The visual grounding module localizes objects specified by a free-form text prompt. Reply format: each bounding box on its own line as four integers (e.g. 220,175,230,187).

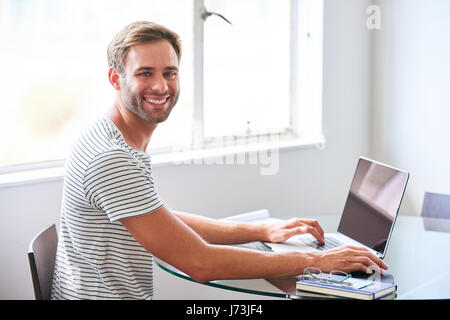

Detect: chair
28,224,58,300
421,192,450,219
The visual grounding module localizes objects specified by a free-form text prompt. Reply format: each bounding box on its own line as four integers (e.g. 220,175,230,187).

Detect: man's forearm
194,244,316,283
173,210,268,245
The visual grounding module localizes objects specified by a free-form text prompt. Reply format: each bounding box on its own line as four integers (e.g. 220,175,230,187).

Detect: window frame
148,0,325,156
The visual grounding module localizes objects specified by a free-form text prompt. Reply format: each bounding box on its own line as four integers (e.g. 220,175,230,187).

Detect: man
51,21,387,300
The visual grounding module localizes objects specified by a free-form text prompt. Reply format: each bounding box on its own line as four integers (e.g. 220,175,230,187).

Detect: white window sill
150,134,325,166
0,134,325,188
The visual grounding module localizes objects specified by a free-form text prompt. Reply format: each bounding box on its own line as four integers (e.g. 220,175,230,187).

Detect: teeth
144,96,168,105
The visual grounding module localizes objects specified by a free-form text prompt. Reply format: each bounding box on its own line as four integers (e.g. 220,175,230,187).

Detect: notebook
296,272,397,300
267,157,409,259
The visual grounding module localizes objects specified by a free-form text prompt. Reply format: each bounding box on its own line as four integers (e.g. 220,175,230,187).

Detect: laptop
268,157,409,259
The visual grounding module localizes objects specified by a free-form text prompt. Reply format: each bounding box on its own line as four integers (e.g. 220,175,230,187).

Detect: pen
258,241,273,252
358,282,375,289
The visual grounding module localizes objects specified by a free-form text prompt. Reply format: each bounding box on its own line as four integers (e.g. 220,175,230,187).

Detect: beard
120,78,179,124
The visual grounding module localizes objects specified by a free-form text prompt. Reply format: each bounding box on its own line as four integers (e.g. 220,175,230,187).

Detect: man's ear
108,67,121,91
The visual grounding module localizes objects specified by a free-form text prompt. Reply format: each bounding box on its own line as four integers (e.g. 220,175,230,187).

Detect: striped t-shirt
51,117,163,300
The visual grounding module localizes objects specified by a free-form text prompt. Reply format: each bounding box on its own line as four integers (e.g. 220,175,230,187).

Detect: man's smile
143,94,170,106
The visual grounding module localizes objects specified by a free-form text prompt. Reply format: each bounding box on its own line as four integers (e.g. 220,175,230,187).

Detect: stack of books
296,273,397,300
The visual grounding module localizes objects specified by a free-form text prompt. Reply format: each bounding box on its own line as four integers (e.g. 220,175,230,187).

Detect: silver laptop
300,157,409,259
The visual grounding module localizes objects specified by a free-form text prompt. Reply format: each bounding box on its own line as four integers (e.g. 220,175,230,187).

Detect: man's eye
140,72,152,77
164,72,177,79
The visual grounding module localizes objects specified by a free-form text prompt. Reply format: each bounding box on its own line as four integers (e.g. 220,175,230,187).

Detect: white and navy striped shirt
51,117,163,300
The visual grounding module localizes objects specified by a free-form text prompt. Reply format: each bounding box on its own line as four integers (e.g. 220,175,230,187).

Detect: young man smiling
51,21,388,300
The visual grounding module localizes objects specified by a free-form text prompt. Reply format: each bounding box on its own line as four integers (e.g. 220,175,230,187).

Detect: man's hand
263,218,325,244
314,245,389,274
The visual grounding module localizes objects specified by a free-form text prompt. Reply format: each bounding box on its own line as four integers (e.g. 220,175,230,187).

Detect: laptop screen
337,157,409,257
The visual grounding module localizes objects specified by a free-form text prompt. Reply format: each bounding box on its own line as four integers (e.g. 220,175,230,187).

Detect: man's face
119,40,180,123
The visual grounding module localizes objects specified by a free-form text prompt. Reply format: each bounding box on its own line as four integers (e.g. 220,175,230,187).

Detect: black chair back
28,224,58,300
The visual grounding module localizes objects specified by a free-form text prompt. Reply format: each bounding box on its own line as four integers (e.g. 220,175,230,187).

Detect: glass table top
156,215,450,299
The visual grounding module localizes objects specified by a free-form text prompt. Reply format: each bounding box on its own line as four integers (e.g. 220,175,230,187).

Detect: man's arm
173,210,267,245
174,210,325,244
121,206,388,283
121,206,315,282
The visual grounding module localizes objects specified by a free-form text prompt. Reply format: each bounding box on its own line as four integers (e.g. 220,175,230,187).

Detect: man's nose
151,74,168,92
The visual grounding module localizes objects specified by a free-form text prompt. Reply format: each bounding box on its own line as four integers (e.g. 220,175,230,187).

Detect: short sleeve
83,150,163,222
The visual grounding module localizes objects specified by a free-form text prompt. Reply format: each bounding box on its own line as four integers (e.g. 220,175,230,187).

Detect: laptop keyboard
305,236,345,251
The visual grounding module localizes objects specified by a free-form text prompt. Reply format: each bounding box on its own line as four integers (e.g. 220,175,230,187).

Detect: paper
265,234,318,253
221,209,271,222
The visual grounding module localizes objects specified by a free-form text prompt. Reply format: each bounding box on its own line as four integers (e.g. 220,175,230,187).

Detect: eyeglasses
302,267,352,286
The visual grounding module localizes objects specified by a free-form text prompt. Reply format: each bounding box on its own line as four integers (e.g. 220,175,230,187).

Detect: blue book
296,274,397,300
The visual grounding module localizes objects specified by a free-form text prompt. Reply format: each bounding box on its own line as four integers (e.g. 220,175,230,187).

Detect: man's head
108,21,182,75
107,21,182,124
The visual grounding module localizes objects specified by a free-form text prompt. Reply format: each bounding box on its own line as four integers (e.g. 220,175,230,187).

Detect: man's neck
107,102,157,152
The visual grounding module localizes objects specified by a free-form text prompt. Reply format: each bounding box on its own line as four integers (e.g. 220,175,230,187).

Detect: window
0,0,324,171
0,0,193,168
203,0,291,138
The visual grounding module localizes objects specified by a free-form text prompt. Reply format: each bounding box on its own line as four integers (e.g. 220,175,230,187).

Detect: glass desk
156,215,450,299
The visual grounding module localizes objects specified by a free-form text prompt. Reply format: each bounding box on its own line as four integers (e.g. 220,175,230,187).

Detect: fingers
288,218,325,244
344,246,388,270
299,225,325,244
352,256,383,274
271,218,325,244
303,219,325,242
329,245,388,273
305,219,325,237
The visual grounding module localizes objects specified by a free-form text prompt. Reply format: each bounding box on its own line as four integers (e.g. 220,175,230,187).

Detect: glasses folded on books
301,267,352,286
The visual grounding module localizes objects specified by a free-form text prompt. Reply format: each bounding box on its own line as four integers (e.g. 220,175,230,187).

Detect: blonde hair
107,21,182,74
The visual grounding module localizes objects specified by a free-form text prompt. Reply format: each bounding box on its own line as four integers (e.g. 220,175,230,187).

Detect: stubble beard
120,79,179,124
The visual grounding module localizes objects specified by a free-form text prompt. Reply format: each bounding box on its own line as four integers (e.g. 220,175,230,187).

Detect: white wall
0,179,63,300
371,0,450,215
0,0,373,299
